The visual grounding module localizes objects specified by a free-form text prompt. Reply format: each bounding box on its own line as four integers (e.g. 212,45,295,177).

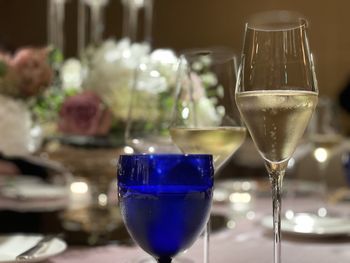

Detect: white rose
0,95,34,156
61,58,83,91
84,39,179,122
195,97,221,127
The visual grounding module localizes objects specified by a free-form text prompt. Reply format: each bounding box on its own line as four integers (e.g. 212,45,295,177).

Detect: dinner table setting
2,159,350,263
0,2,350,263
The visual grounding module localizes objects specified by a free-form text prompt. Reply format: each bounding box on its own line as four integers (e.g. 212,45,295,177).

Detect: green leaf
0,61,8,77
49,47,64,65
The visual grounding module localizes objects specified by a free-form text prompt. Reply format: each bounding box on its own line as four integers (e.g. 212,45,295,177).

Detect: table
50,195,350,263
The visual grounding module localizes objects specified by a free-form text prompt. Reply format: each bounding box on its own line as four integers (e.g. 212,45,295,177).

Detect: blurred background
0,0,349,96
0,0,349,249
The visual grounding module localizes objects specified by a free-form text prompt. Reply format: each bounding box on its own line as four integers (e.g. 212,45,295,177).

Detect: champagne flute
169,48,246,263
235,11,318,263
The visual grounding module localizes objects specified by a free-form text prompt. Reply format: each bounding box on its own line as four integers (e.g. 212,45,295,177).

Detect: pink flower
58,91,112,136
11,47,53,97
181,72,206,101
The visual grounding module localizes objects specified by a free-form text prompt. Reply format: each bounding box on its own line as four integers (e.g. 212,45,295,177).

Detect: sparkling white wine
169,127,246,168
236,90,318,163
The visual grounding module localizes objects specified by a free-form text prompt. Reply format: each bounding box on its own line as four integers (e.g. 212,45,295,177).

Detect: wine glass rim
246,10,308,32
180,47,237,63
236,90,318,95
119,153,213,158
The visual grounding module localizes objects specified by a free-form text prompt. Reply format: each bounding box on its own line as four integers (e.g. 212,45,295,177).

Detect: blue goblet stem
158,257,172,263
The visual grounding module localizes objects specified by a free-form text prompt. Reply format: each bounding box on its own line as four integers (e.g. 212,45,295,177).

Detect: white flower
83,38,150,120
135,69,167,94
0,95,34,156
195,97,222,127
150,49,178,87
61,58,83,91
201,72,218,87
150,49,177,65
83,39,178,121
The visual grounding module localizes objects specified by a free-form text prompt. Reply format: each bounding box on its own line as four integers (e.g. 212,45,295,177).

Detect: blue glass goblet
118,154,214,263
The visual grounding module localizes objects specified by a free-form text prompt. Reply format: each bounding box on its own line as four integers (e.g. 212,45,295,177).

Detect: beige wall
0,0,349,99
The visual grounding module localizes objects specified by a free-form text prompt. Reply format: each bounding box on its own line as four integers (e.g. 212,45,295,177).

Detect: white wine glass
170,48,247,263
125,60,179,154
308,97,343,216
235,11,318,263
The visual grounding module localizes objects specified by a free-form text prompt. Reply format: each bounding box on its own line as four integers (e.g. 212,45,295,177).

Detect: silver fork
16,235,56,261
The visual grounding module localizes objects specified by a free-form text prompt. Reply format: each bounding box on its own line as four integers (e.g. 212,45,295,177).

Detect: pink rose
181,72,206,101
58,91,112,136
11,47,53,97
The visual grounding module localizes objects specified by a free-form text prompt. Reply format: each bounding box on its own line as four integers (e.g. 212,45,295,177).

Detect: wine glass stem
268,166,285,263
77,0,86,56
143,0,153,44
203,219,210,263
90,4,104,46
317,160,329,207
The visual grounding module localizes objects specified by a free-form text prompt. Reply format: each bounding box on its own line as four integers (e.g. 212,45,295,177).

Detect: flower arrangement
41,38,179,139
0,47,56,156
83,38,178,122
32,39,222,143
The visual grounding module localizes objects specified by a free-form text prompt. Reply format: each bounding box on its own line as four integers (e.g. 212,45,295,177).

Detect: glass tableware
118,154,214,263
235,11,318,263
121,0,154,43
308,97,343,215
125,61,179,154
47,0,68,54
169,49,246,262
78,0,110,54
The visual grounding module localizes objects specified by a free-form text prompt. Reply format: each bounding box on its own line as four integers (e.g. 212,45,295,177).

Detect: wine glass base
128,257,194,263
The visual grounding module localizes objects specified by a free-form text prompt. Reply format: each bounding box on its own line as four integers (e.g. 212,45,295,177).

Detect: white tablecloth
51,194,350,263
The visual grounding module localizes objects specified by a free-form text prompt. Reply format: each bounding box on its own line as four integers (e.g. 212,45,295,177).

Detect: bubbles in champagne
236,90,318,163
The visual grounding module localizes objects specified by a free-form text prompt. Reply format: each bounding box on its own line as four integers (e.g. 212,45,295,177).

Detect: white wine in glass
235,11,318,263
170,127,246,169
236,90,317,163
170,48,246,263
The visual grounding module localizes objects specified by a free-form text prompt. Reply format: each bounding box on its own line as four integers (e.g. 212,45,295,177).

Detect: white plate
261,213,350,237
0,234,67,262
0,176,68,200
